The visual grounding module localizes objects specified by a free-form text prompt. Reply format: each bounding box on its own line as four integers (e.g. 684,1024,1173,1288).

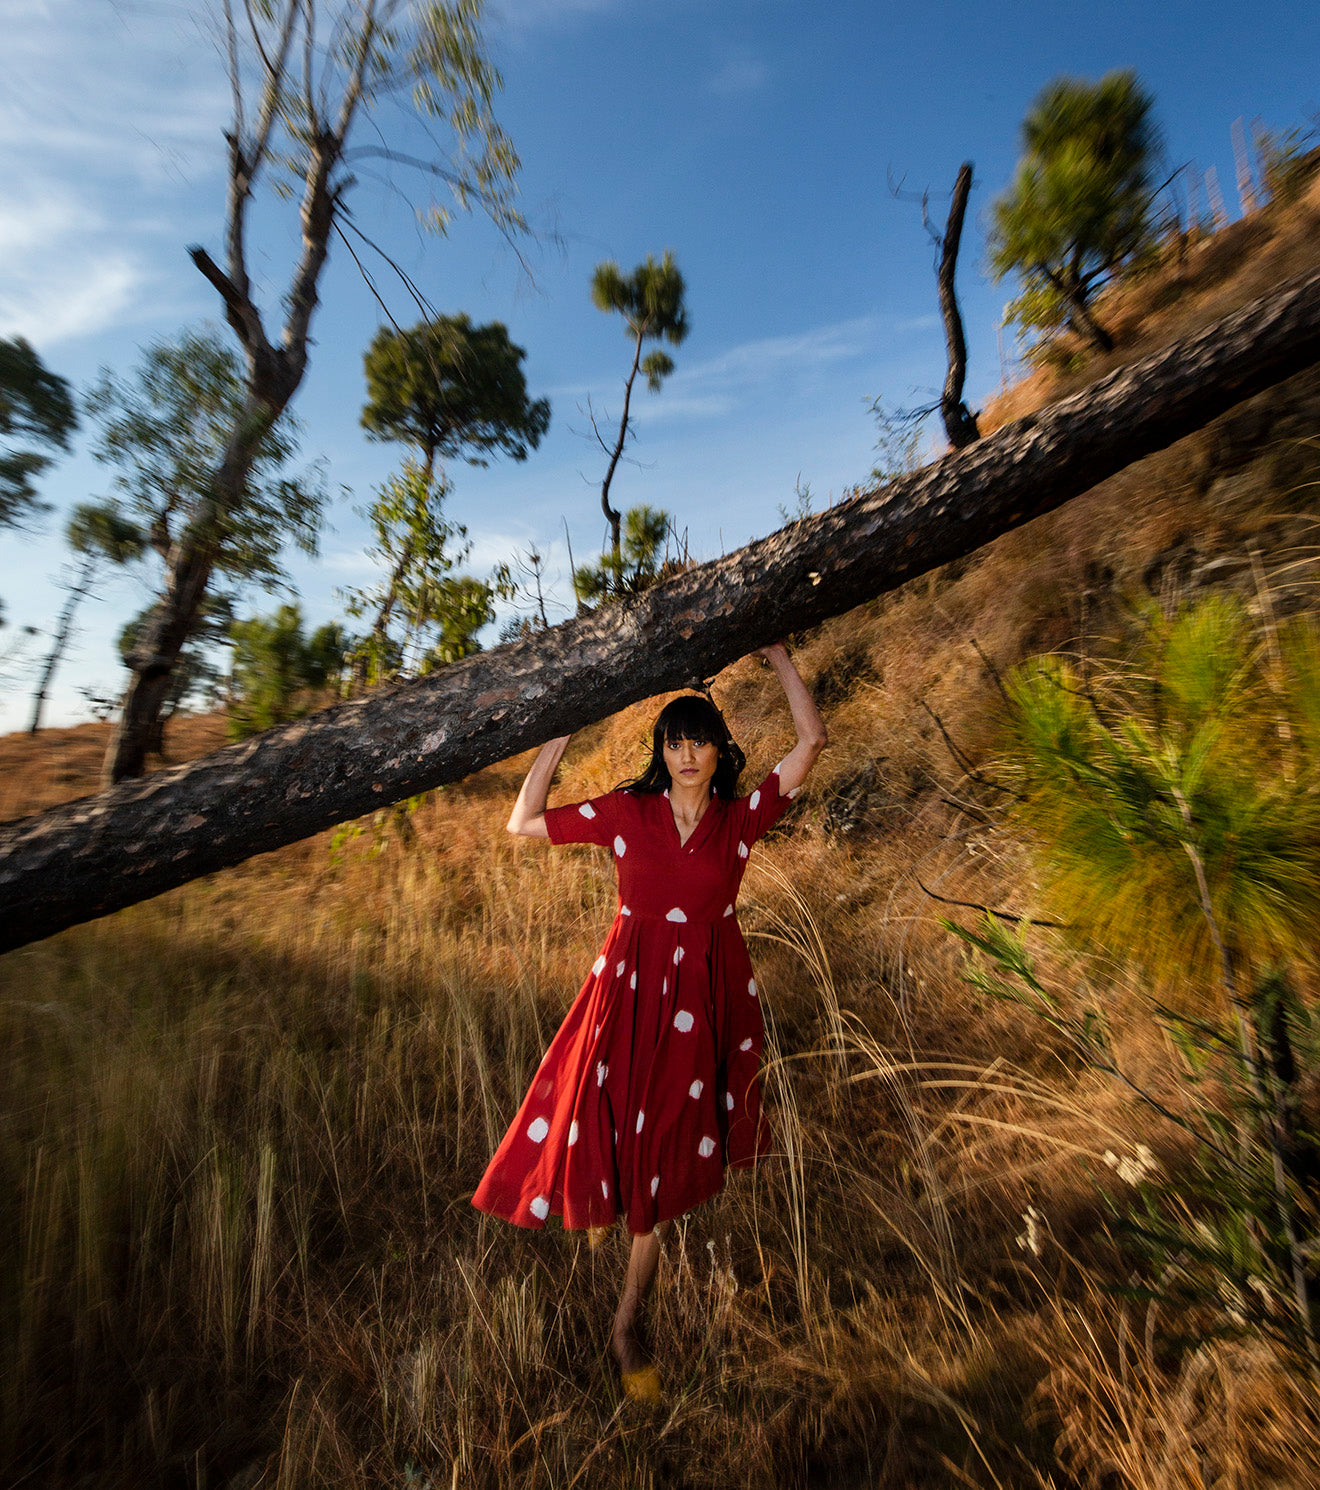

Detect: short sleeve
736,765,795,847
544,792,620,846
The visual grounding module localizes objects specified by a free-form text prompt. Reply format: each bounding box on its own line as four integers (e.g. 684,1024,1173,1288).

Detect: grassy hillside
4,173,1320,1488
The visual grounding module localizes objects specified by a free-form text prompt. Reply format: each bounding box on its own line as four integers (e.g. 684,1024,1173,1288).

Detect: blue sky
1,0,1317,730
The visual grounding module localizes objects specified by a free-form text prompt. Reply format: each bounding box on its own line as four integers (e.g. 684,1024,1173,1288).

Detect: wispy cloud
549,315,881,426
629,316,881,425
707,50,771,97
0,2,224,343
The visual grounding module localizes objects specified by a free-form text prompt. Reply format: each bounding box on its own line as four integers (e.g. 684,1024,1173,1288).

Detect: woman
472,643,827,1400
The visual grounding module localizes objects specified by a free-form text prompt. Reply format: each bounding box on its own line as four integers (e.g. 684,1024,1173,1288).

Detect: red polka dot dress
471,766,795,1235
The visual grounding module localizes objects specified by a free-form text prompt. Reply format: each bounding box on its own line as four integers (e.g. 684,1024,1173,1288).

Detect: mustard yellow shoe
586,1224,611,1250
620,1364,663,1404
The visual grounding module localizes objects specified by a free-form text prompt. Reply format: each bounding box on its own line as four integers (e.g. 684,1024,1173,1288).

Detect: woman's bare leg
611,1222,671,1374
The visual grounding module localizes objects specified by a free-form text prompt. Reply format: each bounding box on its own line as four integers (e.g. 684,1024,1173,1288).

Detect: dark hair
620,694,746,799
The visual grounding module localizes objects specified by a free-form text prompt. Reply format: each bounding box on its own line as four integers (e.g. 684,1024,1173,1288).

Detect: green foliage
952,593,1320,1372
118,596,233,719
0,335,77,531
590,252,689,358
65,502,146,567
989,70,1161,351
1254,122,1320,206
999,595,1320,987
86,326,328,590
573,504,673,605
361,314,549,473
228,604,349,739
342,462,492,681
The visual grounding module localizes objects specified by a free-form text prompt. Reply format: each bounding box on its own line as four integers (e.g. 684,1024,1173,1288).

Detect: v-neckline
664,788,719,852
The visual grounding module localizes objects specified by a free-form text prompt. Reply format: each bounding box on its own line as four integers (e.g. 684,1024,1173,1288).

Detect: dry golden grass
5,181,1320,1487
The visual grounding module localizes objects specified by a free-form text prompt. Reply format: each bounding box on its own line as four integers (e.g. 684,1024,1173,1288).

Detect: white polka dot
601,1180,610,1198
673,945,685,965
748,978,758,999
650,1175,660,1197
635,1110,645,1133
616,960,625,977
593,1023,600,1039
579,803,597,820
527,1117,549,1143
725,1092,735,1111
596,1061,608,1086
723,904,734,917
738,841,749,859
673,1009,695,1033
750,789,761,810
689,1079,703,1099
614,835,627,856
591,955,606,977
621,904,631,916
530,1195,550,1220
698,1136,716,1158
739,1037,753,1052
569,1120,579,1145
662,977,668,995
666,907,687,923
630,970,637,990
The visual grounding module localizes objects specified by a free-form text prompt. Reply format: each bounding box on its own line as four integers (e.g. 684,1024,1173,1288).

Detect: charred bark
7,265,1320,951
938,163,980,450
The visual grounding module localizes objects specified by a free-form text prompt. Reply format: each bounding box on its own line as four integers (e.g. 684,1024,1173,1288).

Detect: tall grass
7,176,1320,1480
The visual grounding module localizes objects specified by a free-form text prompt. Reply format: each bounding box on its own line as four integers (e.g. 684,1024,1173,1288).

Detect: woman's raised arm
756,643,828,796
507,734,574,838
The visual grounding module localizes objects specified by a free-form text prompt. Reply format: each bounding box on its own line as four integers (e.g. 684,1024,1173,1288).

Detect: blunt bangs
657,695,727,747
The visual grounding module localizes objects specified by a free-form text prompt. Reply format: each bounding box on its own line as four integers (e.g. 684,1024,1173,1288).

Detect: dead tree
102,0,519,787
4,265,1320,952
938,163,980,449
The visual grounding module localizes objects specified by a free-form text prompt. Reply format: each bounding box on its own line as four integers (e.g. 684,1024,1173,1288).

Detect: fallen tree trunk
5,265,1320,952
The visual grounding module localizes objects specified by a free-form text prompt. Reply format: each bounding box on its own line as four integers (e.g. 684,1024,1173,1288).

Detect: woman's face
663,732,719,795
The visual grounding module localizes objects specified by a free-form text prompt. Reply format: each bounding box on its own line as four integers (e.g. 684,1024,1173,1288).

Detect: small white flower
1015,1206,1044,1258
